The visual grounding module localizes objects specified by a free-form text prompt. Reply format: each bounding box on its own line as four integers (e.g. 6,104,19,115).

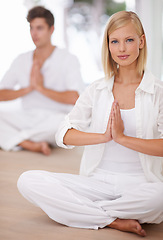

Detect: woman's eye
111,40,118,44
127,38,134,42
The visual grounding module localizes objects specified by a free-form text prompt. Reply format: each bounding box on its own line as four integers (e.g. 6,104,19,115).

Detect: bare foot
19,140,51,155
108,219,146,237
40,142,51,155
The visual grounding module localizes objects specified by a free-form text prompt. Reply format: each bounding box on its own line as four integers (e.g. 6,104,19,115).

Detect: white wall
0,0,34,80
0,0,72,80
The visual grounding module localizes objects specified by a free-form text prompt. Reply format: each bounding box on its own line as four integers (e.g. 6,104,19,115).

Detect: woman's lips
118,55,129,60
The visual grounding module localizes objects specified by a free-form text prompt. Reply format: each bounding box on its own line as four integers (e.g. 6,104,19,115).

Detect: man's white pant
0,109,65,151
17,169,163,230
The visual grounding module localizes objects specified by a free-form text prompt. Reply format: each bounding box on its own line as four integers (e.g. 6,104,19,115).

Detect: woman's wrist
114,133,126,145
102,133,112,143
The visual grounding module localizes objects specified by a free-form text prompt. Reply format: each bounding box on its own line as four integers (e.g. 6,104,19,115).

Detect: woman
17,11,163,237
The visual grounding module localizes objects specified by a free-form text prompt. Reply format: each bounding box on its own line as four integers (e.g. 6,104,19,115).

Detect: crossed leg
17,171,163,236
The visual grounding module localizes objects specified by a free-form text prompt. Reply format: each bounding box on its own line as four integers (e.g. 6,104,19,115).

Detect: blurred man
0,6,84,155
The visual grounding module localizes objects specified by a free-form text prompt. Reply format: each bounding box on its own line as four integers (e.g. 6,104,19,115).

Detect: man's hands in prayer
30,60,44,91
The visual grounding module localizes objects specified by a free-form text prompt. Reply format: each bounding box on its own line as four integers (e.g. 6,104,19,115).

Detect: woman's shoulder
146,70,163,88
154,78,163,89
142,70,163,95
86,76,114,91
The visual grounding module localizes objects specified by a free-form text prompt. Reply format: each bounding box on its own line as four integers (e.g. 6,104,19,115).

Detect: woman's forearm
63,128,108,146
117,135,163,157
111,101,163,157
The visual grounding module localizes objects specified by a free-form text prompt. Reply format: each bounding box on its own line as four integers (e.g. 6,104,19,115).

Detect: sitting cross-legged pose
0,6,84,155
17,11,163,236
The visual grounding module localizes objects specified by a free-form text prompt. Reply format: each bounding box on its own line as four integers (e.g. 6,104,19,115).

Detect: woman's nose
119,42,126,52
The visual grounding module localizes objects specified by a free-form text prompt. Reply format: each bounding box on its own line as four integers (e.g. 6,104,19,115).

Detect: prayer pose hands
104,101,124,143
30,60,44,91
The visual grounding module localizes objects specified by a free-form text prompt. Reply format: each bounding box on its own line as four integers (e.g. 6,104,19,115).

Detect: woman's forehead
109,23,138,38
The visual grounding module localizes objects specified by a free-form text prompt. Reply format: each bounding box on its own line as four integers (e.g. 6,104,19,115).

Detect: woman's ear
139,34,145,49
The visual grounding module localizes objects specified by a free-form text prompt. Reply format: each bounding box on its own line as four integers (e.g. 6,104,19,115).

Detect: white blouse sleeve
55,84,94,149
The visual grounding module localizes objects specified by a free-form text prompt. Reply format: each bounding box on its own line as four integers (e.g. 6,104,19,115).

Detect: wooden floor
0,147,163,240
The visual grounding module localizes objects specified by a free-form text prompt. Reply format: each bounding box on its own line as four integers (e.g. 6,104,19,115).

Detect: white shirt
0,48,84,114
98,108,144,174
56,70,163,182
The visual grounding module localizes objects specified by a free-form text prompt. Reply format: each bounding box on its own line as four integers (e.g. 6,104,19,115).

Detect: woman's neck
115,67,142,85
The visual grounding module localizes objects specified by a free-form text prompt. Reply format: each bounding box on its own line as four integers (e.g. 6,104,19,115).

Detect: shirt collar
96,76,114,91
136,70,155,94
96,70,155,94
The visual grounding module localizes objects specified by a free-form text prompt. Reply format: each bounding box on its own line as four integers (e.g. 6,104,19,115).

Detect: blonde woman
18,11,163,237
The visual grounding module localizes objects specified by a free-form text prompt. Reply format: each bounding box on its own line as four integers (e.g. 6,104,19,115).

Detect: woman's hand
103,109,113,142
111,101,125,143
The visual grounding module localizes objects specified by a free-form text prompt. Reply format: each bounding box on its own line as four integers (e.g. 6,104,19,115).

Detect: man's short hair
27,6,54,27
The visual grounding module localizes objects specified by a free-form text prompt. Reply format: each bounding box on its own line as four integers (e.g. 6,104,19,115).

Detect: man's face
30,17,54,48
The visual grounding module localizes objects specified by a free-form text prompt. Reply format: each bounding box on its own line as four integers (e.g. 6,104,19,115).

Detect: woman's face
109,22,144,69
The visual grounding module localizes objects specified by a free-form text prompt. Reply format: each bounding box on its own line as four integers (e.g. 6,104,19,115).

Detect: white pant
17,169,163,230
0,109,65,150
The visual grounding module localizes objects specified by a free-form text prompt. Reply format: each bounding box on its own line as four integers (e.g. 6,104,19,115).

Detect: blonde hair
101,11,147,79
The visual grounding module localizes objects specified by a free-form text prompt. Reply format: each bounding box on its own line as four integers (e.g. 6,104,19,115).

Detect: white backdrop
0,0,162,83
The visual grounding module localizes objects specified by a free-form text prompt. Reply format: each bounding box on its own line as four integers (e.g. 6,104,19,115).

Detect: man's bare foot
19,140,51,155
40,142,51,155
108,219,146,237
